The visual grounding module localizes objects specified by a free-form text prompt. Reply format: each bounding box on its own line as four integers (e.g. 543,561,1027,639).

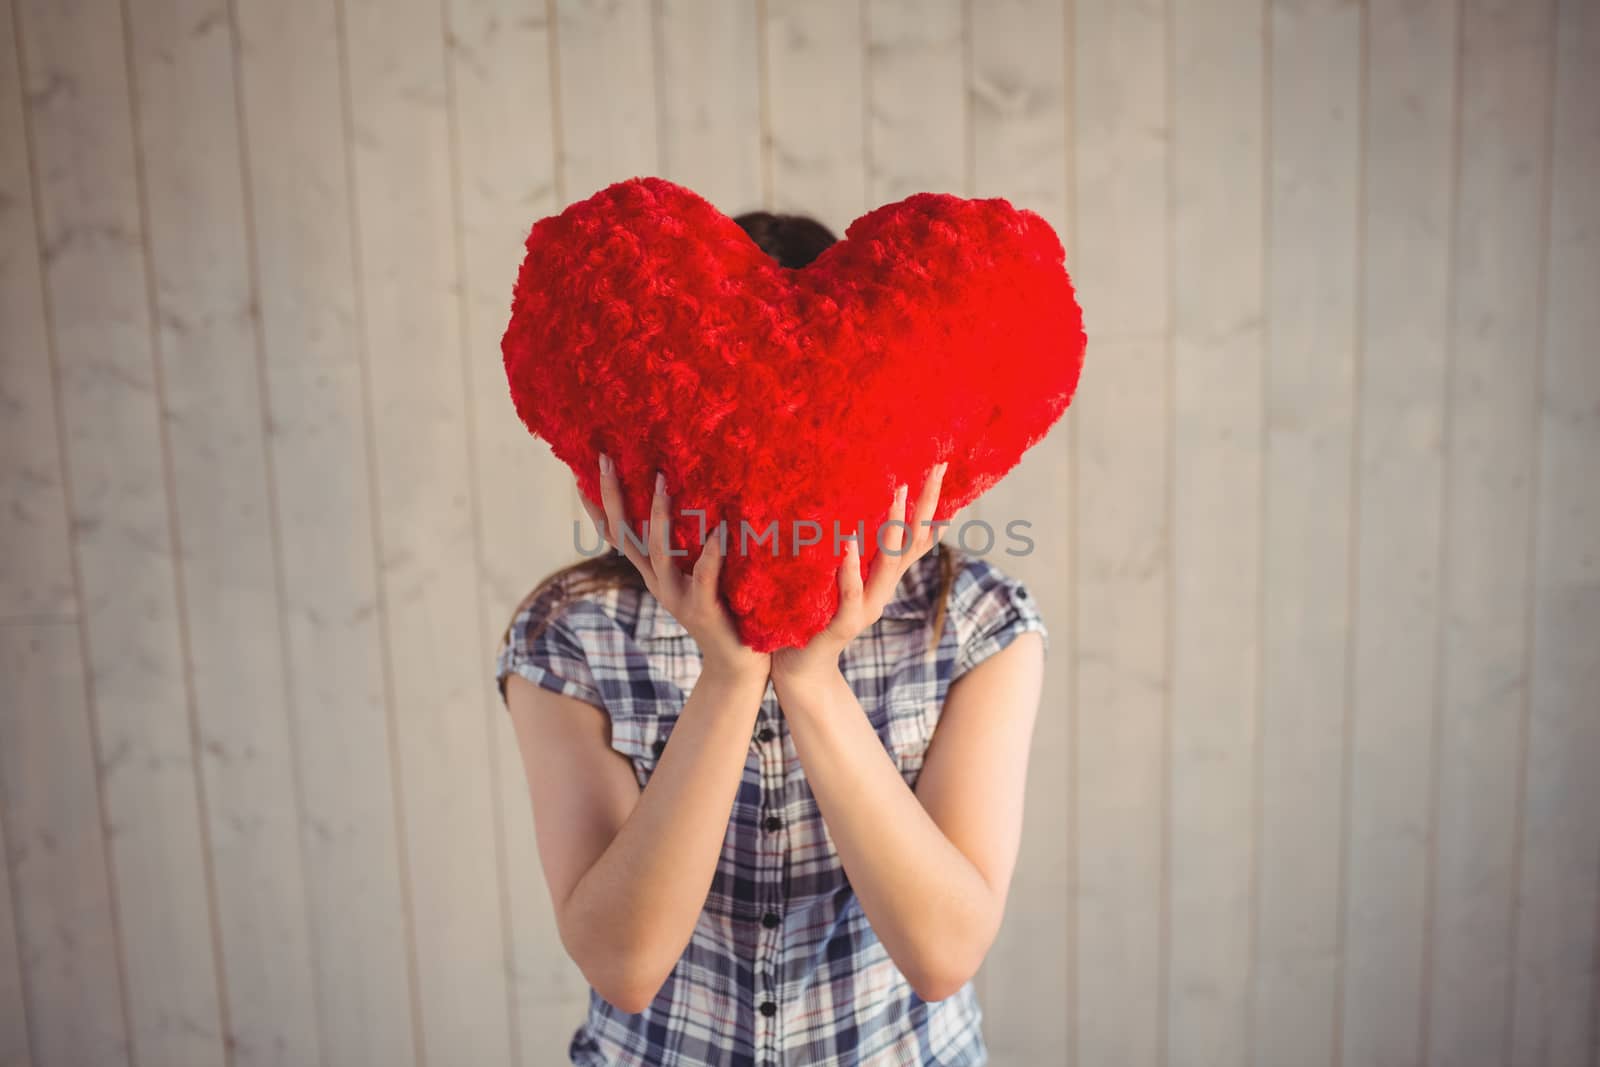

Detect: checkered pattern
495,541,1048,1066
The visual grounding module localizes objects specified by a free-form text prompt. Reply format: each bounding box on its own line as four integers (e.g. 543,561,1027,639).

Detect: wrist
770,640,843,686
770,657,848,715
698,654,771,692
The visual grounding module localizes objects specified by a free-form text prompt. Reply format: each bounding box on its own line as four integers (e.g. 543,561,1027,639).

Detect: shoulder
944,548,1049,678
501,570,631,653
947,546,1041,621
495,570,636,708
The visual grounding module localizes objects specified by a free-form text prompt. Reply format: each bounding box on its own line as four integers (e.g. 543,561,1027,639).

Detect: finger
909,460,949,553
690,524,723,594
649,470,687,601
837,536,864,610
578,489,606,542
863,482,910,606
598,452,656,583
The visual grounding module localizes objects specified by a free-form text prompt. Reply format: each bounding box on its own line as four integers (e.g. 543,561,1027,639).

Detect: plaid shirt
495,542,1048,1066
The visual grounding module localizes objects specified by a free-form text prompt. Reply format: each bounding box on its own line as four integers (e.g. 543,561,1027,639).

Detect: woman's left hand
770,461,949,687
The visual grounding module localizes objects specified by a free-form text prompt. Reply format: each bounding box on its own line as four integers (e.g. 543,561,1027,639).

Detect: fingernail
655,471,665,497
599,452,612,475
897,483,908,501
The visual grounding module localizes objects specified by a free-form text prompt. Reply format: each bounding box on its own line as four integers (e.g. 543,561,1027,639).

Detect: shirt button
762,912,780,928
759,1000,777,1017
757,726,775,743
652,737,666,756
764,815,781,832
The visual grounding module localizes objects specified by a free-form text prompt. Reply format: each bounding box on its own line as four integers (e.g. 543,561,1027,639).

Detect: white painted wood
862,0,971,1019
1427,1,1556,1062
0,799,28,1067
1510,0,1600,1061
0,624,129,1066
1069,336,1166,1067
1341,2,1458,1064
338,0,516,1061
1168,0,1266,1062
968,2,1073,1061
442,0,588,1061
1063,0,1168,1063
0,9,120,1064
531,0,667,1041
123,4,324,1062
10,1,227,1062
655,0,764,214
1253,2,1361,1064
1073,0,1168,337
229,2,421,1064
0,0,71,625
534,0,665,1043
763,0,868,233
553,0,662,200
864,0,965,204
970,0,1069,233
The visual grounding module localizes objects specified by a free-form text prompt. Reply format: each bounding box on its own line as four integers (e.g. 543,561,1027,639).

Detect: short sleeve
495,582,605,710
951,557,1050,682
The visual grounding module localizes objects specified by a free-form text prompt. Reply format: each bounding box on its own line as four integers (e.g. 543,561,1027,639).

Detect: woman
494,211,1048,1066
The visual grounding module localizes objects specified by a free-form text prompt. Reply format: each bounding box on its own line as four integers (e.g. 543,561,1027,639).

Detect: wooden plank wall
1,1,1595,1065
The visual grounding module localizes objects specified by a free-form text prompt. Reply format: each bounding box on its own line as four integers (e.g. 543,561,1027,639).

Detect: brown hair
509,210,958,653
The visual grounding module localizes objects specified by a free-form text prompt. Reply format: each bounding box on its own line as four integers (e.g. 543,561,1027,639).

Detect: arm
776,631,1044,1001
505,659,767,1014
509,451,772,1013
769,462,1046,999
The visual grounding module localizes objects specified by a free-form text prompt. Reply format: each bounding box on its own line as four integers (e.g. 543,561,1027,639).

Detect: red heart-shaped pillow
502,176,1085,652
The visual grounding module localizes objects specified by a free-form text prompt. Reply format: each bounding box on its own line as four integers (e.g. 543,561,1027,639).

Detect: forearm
563,664,767,1009
776,666,999,1000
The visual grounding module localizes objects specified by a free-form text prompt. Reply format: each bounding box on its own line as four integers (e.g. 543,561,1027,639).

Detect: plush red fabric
502,176,1085,652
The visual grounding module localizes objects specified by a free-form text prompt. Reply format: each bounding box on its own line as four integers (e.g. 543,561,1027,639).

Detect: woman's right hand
581,453,771,686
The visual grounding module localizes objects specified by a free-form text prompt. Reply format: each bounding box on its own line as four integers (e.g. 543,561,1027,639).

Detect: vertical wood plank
763,0,868,233
338,0,516,1061
864,0,965,204
1073,0,1167,337
553,0,661,199
124,3,324,1061
541,0,669,1037
537,0,665,1038
0,0,71,624
1,7,124,1063
968,2,1074,1061
1510,0,1600,1060
655,0,763,213
443,0,585,1061
11,1,227,1061
1253,1,1361,1064
1340,1,1458,1063
1070,336,1166,1067
0,625,129,1066
1168,0,1266,1062
861,0,985,720
970,0,1069,237
0,801,28,1067
1427,0,1556,1061
1065,0,1169,1064
230,2,421,1063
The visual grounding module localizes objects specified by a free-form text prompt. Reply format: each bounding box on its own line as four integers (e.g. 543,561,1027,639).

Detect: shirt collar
630,545,942,642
